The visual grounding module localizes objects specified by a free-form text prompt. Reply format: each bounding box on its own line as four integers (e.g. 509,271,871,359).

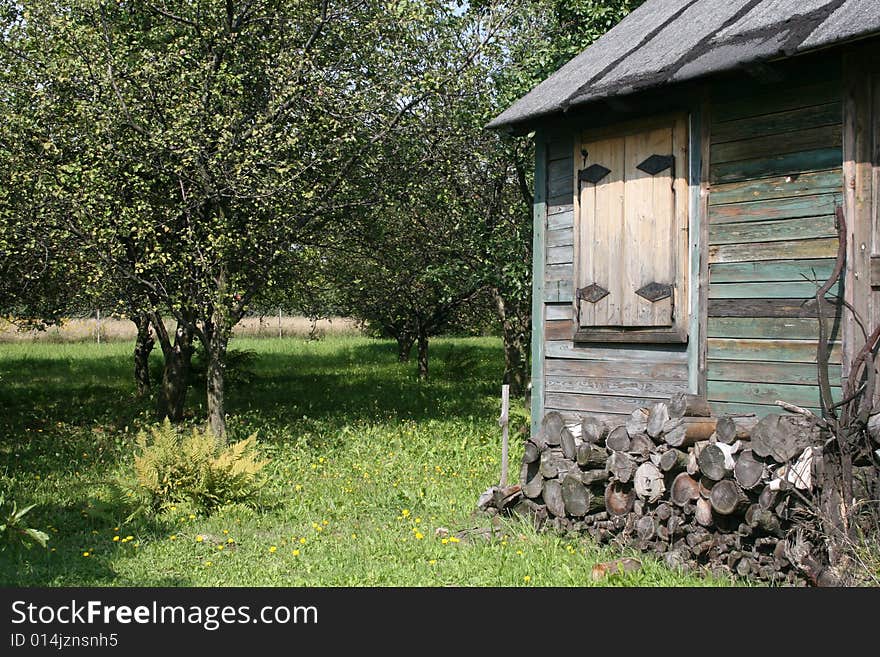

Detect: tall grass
0,336,737,586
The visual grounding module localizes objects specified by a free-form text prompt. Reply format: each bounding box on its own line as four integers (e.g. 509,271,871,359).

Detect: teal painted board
711,102,841,143
707,401,820,418
707,316,840,340
544,357,688,381
710,147,842,185
709,258,836,283
708,214,837,245
531,132,548,437
545,304,572,321
544,392,670,415
545,375,686,400
707,380,841,407
708,338,842,364
708,193,841,224
711,124,841,165
546,245,573,265
708,279,843,299
545,263,572,283
712,81,840,124
708,359,842,386
545,340,688,363
709,237,838,264
709,169,842,206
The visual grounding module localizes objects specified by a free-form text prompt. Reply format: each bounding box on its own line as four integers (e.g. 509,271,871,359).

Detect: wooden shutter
574,115,688,342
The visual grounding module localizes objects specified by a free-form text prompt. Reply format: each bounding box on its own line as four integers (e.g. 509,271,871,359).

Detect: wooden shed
488,0,880,436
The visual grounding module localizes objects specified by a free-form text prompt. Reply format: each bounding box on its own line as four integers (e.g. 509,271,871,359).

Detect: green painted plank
545,376,687,400
543,280,573,303
544,357,688,381
708,359,841,386
708,338,842,364
711,102,841,144
688,104,703,395
709,215,837,245
709,258,836,283
711,124,841,165
712,81,841,124
707,401,819,418
546,227,573,247
707,317,840,340
531,132,548,437
711,147,842,185
545,304,572,321
708,193,841,224
545,392,670,415
544,263,572,283
547,195,573,212
709,169,842,206
708,280,842,299
709,237,838,264
706,380,841,407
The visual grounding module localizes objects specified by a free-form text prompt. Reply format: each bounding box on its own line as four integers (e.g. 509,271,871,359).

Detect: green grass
0,336,737,586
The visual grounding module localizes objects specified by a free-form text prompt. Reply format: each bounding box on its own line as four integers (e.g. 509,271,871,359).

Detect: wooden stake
499,384,510,487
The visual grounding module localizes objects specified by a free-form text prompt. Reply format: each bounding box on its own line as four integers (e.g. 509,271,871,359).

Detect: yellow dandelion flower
351,533,357,539
269,546,277,553
449,537,460,544
322,520,329,526
429,559,437,565
414,531,424,540
195,535,204,543
82,552,90,557
222,529,229,535
401,509,410,518
112,536,120,542
523,575,531,583
311,522,319,529
227,537,234,544
113,527,119,532
299,537,306,544
292,549,300,556
204,561,212,567
441,538,449,545
516,550,524,556
415,517,421,524
316,526,323,532
170,535,177,541
217,545,224,551
295,485,302,491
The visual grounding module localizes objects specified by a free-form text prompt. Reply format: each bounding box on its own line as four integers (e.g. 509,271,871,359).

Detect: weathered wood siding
539,131,690,424
706,62,844,416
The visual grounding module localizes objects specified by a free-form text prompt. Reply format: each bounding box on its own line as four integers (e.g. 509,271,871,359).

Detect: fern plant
134,419,269,512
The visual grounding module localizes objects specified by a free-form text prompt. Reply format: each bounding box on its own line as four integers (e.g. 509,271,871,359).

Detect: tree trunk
396,333,414,363
155,317,194,423
206,320,230,443
492,289,529,398
417,329,429,380
131,312,154,397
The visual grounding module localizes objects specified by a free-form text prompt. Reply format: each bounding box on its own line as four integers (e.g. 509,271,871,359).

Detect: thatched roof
488,0,880,132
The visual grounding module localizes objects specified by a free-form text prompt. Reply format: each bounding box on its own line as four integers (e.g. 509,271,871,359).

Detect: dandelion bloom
292,549,300,556
82,552,90,557
195,535,204,543
269,546,277,553
112,536,120,542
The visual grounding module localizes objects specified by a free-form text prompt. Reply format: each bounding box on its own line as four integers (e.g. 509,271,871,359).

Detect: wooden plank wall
541,132,689,425
706,59,844,416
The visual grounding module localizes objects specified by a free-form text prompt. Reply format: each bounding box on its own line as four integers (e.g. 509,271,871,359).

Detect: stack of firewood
510,393,840,585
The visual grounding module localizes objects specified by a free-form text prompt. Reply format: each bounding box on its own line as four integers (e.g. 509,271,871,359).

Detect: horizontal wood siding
540,133,689,423
706,62,844,417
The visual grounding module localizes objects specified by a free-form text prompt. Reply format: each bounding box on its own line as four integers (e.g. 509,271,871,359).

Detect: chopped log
647,402,670,439
591,557,642,581
751,414,817,463
745,504,783,537
543,479,565,518
493,484,522,511
698,443,733,481
562,474,593,517
668,393,712,419
634,462,666,502
758,485,778,511
541,411,565,446
709,479,750,515
576,442,608,468
539,448,573,479
560,427,577,460
699,477,715,499
579,469,609,486
686,450,699,476
628,433,654,458
664,418,717,448
608,451,636,483
626,408,649,437
735,556,755,578
636,515,656,541
522,466,543,499
606,426,631,452
695,497,714,527
659,448,689,473
522,441,540,464
734,449,766,489
580,416,607,444
655,502,673,521
715,416,757,444
670,473,701,506
604,481,635,516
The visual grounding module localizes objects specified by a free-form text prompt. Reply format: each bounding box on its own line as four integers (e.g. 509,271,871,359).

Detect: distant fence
0,314,361,343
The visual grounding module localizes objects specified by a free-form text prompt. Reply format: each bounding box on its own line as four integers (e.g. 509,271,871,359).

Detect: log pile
498,394,868,585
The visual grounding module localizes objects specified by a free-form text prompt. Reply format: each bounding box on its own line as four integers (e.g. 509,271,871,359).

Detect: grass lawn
0,335,738,586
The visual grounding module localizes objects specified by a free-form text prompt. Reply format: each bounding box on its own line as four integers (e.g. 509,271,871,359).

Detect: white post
499,384,510,487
